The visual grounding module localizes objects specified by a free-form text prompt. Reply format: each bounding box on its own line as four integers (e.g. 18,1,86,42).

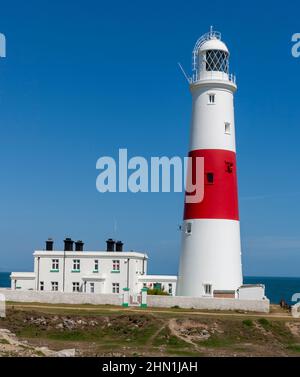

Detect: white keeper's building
10,238,177,297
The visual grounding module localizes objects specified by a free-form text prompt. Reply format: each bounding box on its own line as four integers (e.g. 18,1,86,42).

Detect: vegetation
1,303,300,356
242,319,253,327
146,288,169,296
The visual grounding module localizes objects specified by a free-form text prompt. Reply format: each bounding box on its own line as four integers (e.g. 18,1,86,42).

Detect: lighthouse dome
198,38,229,54
191,29,235,85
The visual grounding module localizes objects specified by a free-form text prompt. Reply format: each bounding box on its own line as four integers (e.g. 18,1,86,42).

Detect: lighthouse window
225,122,231,134
206,50,229,73
204,284,212,295
186,222,192,234
225,161,233,173
208,94,215,104
206,172,214,184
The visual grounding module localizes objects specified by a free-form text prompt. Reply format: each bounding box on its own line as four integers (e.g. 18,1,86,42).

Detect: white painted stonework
10,250,177,296
177,219,243,296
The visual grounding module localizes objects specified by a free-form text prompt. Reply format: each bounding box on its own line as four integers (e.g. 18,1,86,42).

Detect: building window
208,93,215,104
94,260,99,272
204,284,212,295
225,122,231,134
52,259,59,271
168,283,173,295
40,281,44,291
51,282,58,291
153,282,162,290
112,260,120,271
90,283,95,293
112,283,120,294
225,161,234,173
73,259,80,271
206,172,214,184
143,283,147,288
73,282,80,292
185,222,192,234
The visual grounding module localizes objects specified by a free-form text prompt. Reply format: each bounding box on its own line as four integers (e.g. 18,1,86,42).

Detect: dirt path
7,303,295,320
168,318,199,348
146,323,166,346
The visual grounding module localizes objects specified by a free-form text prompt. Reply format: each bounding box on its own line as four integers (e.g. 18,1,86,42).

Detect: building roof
138,275,177,282
33,250,148,259
10,272,35,279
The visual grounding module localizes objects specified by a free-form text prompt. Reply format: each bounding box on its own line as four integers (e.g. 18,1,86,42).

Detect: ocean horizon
0,272,299,305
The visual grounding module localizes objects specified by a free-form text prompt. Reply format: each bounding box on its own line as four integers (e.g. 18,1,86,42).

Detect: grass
200,337,235,348
287,344,300,353
258,318,270,328
3,304,300,357
242,319,254,327
0,338,9,344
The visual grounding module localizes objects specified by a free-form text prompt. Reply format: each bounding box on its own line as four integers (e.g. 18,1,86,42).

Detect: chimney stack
106,238,115,252
64,238,74,251
45,238,54,251
115,241,123,252
75,240,84,251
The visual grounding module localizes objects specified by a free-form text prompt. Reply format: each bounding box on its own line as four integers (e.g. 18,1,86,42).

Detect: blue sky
0,0,299,277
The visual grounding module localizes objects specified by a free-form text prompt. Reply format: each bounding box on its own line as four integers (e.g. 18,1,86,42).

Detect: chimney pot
106,238,115,252
64,237,74,251
115,240,123,252
45,238,54,251
75,240,84,252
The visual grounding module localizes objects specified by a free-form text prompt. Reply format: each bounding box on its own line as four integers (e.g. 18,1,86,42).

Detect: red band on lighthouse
184,149,239,221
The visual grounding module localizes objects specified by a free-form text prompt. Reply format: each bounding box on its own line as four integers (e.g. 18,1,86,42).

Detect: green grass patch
242,319,253,327
166,349,201,357
287,344,300,353
200,337,234,348
258,318,270,328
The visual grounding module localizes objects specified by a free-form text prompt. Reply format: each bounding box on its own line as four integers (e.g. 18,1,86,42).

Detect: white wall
189,85,236,152
0,289,270,313
238,286,266,301
14,251,148,295
11,278,35,291
0,289,122,306
147,295,270,313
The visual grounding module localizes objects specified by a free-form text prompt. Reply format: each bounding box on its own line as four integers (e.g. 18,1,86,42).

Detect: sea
0,272,299,305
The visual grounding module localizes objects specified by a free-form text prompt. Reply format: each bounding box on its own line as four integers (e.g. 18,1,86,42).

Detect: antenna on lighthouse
177,62,191,84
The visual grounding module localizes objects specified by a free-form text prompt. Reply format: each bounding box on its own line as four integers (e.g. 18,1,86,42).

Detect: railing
191,71,236,85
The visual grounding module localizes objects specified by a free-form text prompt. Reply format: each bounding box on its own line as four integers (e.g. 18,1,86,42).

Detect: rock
0,328,11,334
56,349,76,357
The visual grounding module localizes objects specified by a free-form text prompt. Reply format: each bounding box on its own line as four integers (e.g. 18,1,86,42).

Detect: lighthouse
177,29,243,297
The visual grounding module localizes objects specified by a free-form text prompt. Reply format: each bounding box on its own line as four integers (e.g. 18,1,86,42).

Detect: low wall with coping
147,295,270,313
0,289,122,306
0,289,270,313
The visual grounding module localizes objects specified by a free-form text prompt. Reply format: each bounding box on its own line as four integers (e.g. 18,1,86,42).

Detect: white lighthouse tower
177,29,243,297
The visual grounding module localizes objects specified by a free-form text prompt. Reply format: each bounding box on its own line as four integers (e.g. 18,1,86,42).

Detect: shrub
258,318,270,327
147,288,169,296
242,319,253,327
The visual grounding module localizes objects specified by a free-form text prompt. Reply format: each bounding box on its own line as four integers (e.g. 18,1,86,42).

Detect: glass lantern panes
206,50,229,73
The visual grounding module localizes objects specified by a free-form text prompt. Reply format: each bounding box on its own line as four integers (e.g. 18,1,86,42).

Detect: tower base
177,219,243,297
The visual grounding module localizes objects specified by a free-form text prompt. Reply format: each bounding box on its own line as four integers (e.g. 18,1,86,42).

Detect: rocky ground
0,328,75,357
0,304,300,357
